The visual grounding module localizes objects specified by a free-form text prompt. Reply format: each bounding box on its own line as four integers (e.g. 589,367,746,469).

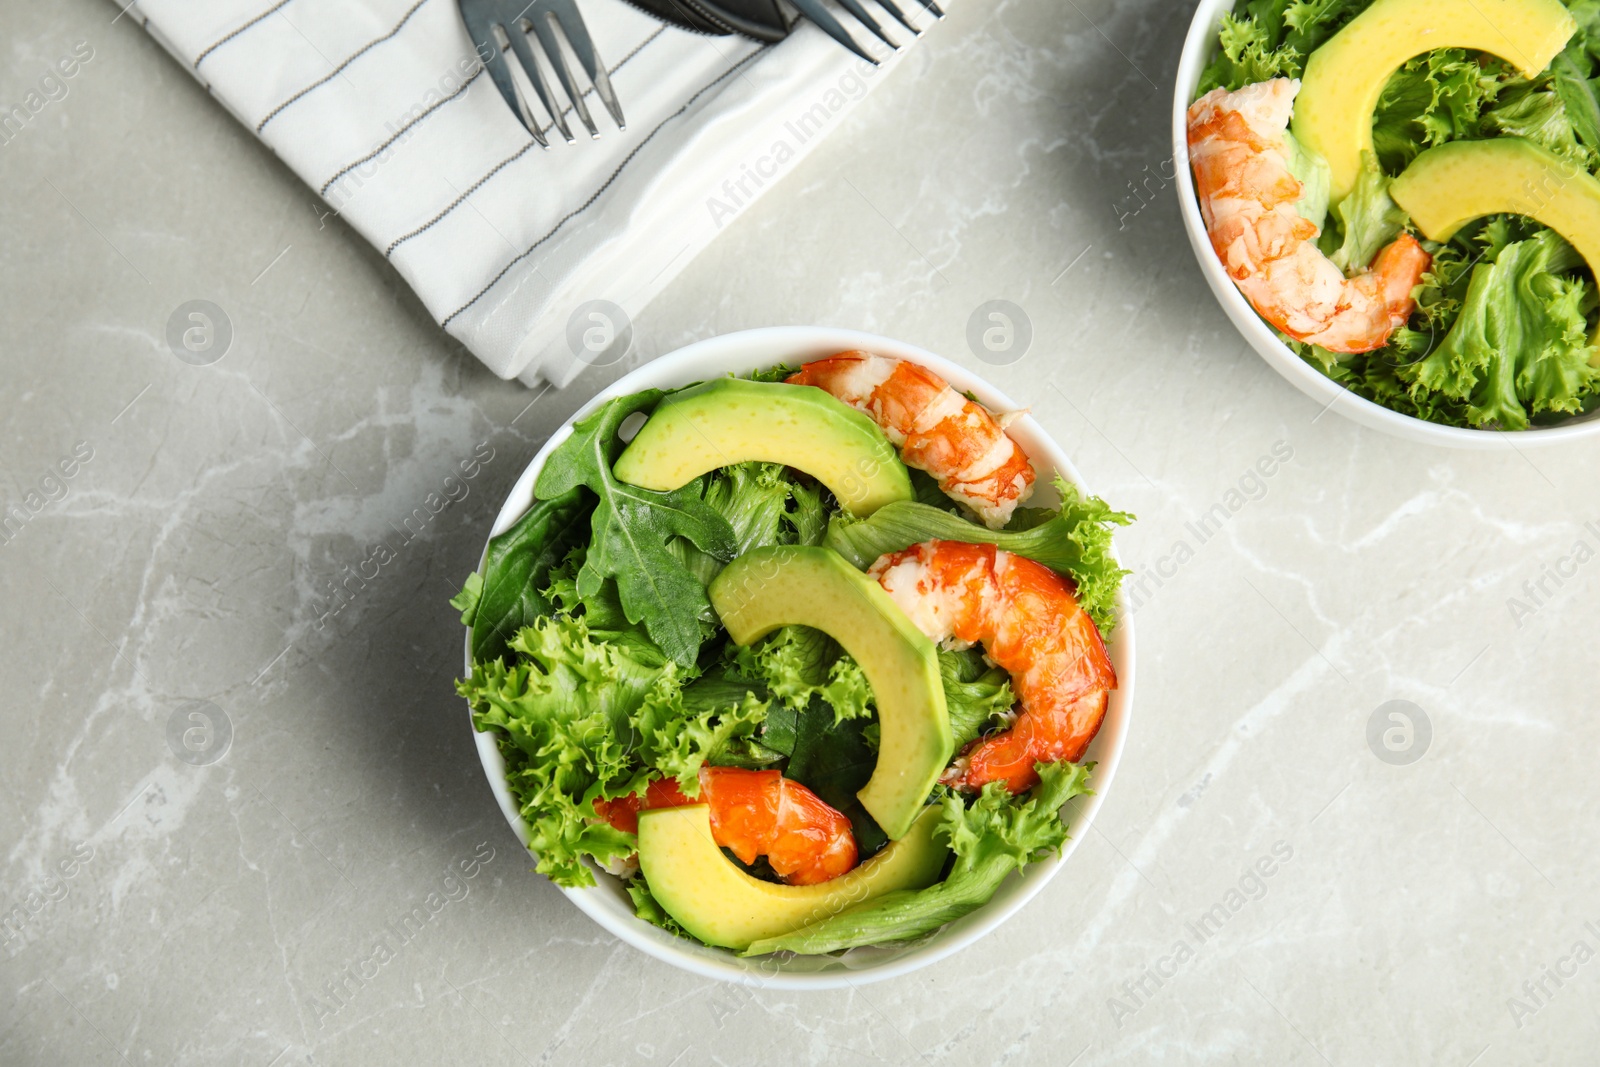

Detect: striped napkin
122,0,937,386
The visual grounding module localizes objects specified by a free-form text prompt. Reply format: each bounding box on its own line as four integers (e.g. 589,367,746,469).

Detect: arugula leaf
824,475,1132,632
452,488,592,663
742,761,1094,955
535,392,738,667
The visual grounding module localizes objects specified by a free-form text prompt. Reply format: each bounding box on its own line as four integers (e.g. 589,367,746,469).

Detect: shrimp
593,766,857,886
869,540,1116,793
787,352,1035,529
1186,78,1432,354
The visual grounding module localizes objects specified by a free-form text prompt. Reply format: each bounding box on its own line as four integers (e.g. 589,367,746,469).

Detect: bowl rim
1171,0,1600,449
460,325,1136,989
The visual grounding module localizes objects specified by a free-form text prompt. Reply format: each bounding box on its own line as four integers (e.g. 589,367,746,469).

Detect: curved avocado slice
1290,0,1574,202
637,803,948,951
612,379,913,517
1390,136,1600,351
708,546,952,840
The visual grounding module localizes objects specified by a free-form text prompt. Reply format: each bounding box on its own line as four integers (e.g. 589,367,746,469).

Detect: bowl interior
1171,0,1600,448
466,326,1135,988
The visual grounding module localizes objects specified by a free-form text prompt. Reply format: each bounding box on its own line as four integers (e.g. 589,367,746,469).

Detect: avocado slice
1390,136,1600,353
637,803,948,951
1291,0,1574,202
709,546,952,841
612,379,913,517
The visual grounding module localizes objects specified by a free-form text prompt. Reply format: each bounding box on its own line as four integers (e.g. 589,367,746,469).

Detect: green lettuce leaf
669,462,832,589
1197,11,1304,94
1570,0,1600,67
534,392,738,667
457,612,769,887
1408,227,1599,429
1553,44,1600,154
1370,48,1504,173
626,877,693,939
633,679,769,795
823,474,1132,633
731,625,874,725
741,761,1094,955
1195,0,1375,94
1481,82,1599,172
1324,151,1407,274
455,616,662,886
1283,130,1331,231
939,648,1016,752
451,488,592,663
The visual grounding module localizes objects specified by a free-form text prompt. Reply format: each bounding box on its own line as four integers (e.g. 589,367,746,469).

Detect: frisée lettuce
453,376,1128,951
1198,0,1600,429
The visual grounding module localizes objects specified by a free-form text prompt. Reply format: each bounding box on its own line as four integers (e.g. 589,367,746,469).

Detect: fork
458,0,625,146
788,0,945,65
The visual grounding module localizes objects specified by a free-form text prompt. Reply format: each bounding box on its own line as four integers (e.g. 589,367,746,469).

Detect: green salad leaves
823,474,1132,632
1412,221,1600,427
533,391,738,668
454,380,1128,950
1199,0,1600,429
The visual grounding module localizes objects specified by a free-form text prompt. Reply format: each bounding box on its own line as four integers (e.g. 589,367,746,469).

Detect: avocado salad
1199,0,1600,430
450,362,1132,955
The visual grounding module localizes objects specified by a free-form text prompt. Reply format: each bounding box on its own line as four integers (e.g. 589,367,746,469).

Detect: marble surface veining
3,0,1598,1063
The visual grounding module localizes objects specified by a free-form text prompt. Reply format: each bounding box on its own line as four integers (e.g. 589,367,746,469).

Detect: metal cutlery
458,0,626,146
458,0,946,145
785,0,943,63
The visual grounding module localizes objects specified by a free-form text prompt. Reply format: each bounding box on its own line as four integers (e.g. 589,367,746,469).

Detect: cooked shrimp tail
593,766,858,885
788,352,1035,528
1186,78,1431,354
869,539,1116,793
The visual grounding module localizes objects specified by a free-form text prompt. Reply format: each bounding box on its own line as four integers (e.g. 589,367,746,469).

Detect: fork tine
504,20,576,142
547,0,625,130
460,1,534,135
874,0,922,35
833,0,899,49
918,0,944,17
528,15,599,138
788,0,877,63
457,3,547,144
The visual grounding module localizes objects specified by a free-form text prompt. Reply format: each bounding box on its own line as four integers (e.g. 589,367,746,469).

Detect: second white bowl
1172,0,1600,448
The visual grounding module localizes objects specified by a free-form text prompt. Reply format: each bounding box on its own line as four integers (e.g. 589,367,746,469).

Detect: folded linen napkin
123,0,938,386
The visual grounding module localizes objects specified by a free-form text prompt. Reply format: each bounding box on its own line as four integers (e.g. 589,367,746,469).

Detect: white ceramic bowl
1173,0,1600,448
463,326,1135,988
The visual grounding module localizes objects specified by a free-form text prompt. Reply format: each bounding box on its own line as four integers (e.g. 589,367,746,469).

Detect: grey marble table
3,0,1597,1063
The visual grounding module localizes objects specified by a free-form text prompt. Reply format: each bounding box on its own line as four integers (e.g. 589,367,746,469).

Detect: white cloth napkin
123,0,936,386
